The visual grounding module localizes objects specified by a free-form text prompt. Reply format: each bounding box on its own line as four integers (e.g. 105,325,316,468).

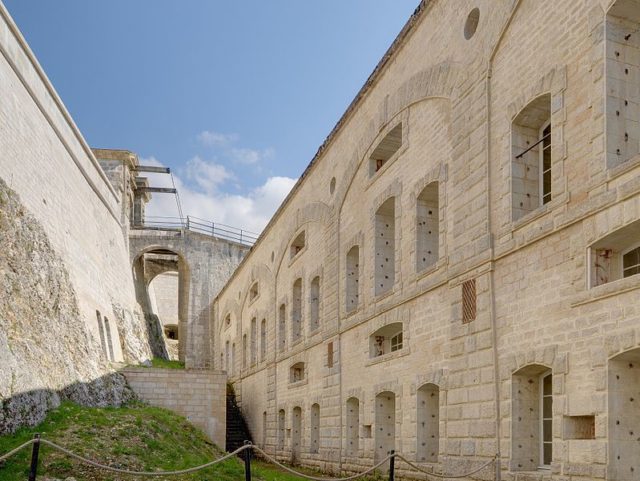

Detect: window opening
292,279,302,342
290,362,305,383
310,276,320,331
310,403,320,454
623,245,640,278
416,183,439,272
540,372,553,468
346,245,360,312
249,282,258,301
250,318,257,365
290,231,306,259
242,334,247,369
369,124,402,176
346,397,360,455
370,322,403,358
260,319,266,362
279,304,286,352
278,409,285,450
374,391,395,463
511,94,552,220
417,384,439,463
375,197,396,295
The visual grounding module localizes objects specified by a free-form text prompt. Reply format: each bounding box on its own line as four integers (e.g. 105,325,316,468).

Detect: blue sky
4,1,419,233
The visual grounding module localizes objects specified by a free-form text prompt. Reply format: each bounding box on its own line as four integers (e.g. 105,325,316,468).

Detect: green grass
0,402,318,481
149,358,185,369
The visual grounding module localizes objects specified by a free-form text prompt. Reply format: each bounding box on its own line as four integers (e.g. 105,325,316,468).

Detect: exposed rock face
0,179,133,434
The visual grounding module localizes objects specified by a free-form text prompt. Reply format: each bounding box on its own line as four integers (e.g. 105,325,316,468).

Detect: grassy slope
0,402,311,481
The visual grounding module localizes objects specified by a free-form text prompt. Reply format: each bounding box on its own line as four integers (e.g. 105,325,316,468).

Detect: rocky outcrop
0,178,134,433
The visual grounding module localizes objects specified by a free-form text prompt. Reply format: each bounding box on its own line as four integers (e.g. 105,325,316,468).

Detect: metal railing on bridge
133,216,259,247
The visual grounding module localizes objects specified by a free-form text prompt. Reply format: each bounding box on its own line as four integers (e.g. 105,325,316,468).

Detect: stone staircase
225,383,253,452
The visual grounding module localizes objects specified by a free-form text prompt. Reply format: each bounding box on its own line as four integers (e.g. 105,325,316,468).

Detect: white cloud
197,130,238,147
230,147,275,165
185,156,234,194
141,156,297,235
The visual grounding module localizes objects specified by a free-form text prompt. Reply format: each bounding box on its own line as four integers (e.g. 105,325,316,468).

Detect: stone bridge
129,228,249,368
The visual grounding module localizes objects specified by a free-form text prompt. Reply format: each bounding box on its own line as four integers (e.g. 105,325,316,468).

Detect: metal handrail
132,216,258,246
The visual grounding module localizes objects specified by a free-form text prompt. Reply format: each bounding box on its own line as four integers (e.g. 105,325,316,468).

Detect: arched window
310,403,320,454
292,279,302,342
511,94,552,220
416,182,439,272
277,409,285,450
375,391,395,463
346,245,360,312
250,318,257,365
231,343,236,376
309,276,320,331
512,365,553,470
375,197,396,295
370,322,403,358
260,319,266,362
278,304,286,352
225,340,230,373
416,384,439,463
346,397,360,455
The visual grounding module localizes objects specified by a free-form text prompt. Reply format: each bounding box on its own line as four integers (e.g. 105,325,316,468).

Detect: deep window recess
606,1,640,169
260,319,266,362
462,279,477,323
346,246,360,312
511,94,552,221
370,322,404,358
623,246,640,278
417,384,439,463
225,340,230,373
290,231,306,259
242,334,247,369
374,391,395,463
346,397,360,455
225,314,231,327
278,304,286,352
309,276,320,331
277,409,285,450
589,220,640,287
310,404,320,454
249,282,258,301
250,318,257,365
290,362,305,383
369,123,402,177
292,279,302,342
375,198,396,296
512,365,553,471
416,183,439,272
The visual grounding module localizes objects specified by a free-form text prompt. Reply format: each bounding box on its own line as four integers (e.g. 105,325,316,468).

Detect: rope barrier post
243,441,252,481
388,450,395,481
28,434,40,481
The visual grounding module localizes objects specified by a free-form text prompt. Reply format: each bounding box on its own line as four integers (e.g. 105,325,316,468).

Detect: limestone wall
122,367,227,448
0,2,154,432
213,1,640,480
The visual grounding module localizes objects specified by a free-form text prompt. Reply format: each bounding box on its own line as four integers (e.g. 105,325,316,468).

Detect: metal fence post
28,433,41,481
243,440,252,481
388,449,395,481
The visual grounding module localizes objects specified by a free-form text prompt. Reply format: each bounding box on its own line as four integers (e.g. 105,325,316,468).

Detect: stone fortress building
211,0,640,480
1,0,640,480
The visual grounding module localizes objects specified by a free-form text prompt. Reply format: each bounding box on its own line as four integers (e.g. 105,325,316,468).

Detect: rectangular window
390,332,402,352
327,342,334,368
623,246,640,277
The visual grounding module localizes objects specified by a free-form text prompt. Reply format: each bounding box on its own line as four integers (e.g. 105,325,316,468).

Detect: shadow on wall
0,372,135,435
0,177,159,434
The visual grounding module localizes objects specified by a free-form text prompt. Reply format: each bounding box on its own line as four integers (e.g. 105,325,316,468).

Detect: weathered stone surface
0,179,133,433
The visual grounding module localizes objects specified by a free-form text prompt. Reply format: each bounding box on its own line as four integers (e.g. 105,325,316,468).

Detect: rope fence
0,434,497,481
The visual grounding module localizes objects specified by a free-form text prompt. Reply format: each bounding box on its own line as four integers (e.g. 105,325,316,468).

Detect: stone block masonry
122,368,227,448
